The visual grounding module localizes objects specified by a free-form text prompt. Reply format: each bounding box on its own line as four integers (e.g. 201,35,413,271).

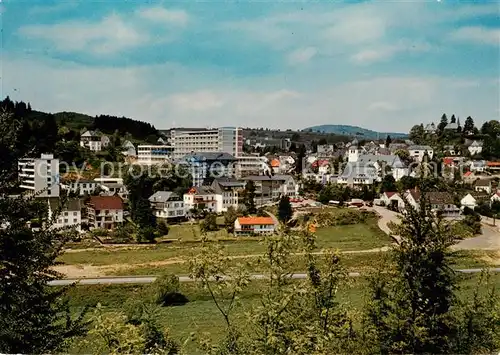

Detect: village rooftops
243,174,294,182
149,191,181,203
88,195,123,210
408,145,433,151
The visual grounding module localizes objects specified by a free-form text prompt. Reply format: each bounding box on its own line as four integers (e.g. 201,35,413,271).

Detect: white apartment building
62,180,99,196
80,131,109,152
234,154,268,178
171,127,243,160
149,191,186,219
87,195,124,230
18,153,60,197
408,145,434,162
48,198,82,232
137,145,174,165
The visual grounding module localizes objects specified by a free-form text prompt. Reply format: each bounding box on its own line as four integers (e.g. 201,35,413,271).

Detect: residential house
234,154,268,178
244,175,299,205
211,178,246,212
405,189,460,217
101,135,111,149
100,183,129,200
311,159,330,174
486,161,500,173
408,145,434,162
48,198,82,232
180,152,236,186
63,179,99,196
491,191,500,204
149,191,186,220
424,122,437,134
460,193,489,210
463,171,477,184
87,195,124,230
337,162,377,188
469,160,486,173
444,122,459,131
444,145,458,156
122,140,137,157
80,130,102,152
357,154,408,181
380,192,404,211
468,140,484,156
234,216,277,236
474,179,493,194
183,186,218,213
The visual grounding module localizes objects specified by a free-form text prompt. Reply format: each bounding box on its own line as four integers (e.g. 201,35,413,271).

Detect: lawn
66,272,500,354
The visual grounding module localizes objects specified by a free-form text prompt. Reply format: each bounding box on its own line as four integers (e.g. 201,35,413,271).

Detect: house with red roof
380,192,404,211
311,159,330,174
234,216,277,236
87,195,124,230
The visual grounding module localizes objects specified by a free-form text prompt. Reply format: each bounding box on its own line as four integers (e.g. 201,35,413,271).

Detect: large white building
408,145,434,162
18,153,60,197
149,191,186,219
137,145,174,165
234,154,268,178
171,127,243,160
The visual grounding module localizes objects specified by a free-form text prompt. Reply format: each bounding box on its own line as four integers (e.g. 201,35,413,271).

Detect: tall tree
450,114,456,124
385,135,392,147
438,113,448,132
0,111,87,353
242,180,256,214
295,144,306,174
409,124,424,144
463,116,475,135
277,196,293,223
380,174,397,193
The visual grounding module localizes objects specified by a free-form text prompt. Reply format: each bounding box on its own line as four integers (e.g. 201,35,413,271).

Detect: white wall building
234,154,268,178
183,186,219,213
149,191,186,219
63,180,99,196
80,131,102,152
468,141,484,156
234,216,277,236
18,153,60,197
137,145,174,165
171,127,243,160
408,145,434,162
87,195,124,230
48,198,82,232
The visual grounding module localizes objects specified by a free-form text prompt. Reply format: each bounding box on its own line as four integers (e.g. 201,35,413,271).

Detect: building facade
149,191,186,219
87,195,124,230
137,145,174,165
18,153,60,197
171,127,243,160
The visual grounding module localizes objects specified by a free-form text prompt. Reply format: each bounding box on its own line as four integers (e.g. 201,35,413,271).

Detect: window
64,212,68,216
105,210,109,214
47,190,51,195
73,212,77,216
73,219,77,223
64,219,68,223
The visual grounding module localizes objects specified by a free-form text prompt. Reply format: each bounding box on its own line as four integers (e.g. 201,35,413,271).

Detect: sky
1,0,499,132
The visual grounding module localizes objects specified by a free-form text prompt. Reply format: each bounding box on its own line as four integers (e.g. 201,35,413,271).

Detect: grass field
66,272,500,354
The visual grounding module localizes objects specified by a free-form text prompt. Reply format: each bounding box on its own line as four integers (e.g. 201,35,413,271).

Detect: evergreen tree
380,174,397,193
385,135,392,147
450,114,456,123
463,116,475,135
242,180,257,214
438,113,448,132
295,144,306,174
0,111,87,353
277,196,293,223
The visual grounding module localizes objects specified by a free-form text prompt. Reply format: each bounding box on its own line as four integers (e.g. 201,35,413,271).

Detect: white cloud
18,14,146,54
450,26,500,45
136,7,189,26
287,47,317,65
351,41,432,64
2,55,496,132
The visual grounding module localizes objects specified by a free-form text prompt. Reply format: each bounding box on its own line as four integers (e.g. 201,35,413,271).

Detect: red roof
89,196,123,210
270,159,280,167
443,158,454,165
384,192,397,198
464,171,473,177
312,159,329,168
237,217,275,225
487,161,500,167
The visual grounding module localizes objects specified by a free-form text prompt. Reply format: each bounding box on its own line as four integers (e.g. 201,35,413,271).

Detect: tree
450,114,456,124
438,113,448,132
157,219,169,236
409,124,424,144
0,111,87,353
295,144,306,174
278,196,293,223
364,186,500,354
481,120,500,138
242,180,256,214
380,174,397,193
385,135,392,147
224,206,238,233
463,116,475,135
200,213,218,233
394,149,412,165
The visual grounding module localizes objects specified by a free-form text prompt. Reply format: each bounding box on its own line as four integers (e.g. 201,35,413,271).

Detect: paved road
48,268,500,286
371,206,500,250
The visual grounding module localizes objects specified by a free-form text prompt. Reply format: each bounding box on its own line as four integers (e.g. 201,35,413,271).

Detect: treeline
93,115,158,142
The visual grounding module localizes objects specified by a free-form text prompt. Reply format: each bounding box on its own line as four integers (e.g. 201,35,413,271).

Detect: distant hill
304,125,408,139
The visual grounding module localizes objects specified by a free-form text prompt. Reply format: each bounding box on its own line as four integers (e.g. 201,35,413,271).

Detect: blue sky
1,0,499,132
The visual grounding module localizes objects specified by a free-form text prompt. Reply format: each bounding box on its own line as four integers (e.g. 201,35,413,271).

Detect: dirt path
54,247,391,279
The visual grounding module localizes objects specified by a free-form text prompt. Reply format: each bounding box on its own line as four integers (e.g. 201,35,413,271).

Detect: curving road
49,268,500,286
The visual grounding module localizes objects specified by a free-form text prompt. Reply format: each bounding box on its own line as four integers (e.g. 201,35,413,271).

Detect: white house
357,154,409,181
337,163,377,188
468,141,484,156
470,160,487,173
234,216,277,236
211,178,246,213
99,183,129,200
63,180,99,196
80,131,102,152
87,195,124,230
474,179,493,194
408,145,434,162
183,186,219,213
404,189,460,217
380,192,405,210
48,198,82,232
149,191,186,219
491,191,500,204
460,193,489,210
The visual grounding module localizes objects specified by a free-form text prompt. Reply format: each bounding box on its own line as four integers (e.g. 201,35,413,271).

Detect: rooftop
88,195,123,210
237,216,275,226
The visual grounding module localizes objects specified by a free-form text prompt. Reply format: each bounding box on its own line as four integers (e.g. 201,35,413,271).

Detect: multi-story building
243,175,299,205
234,154,268,178
137,145,174,165
171,127,243,160
337,162,377,188
80,131,109,152
183,186,219,213
211,177,246,212
408,145,434,162
18,153,60,197
87,195,124,230
149,191,186,220
180,152,236,186
234,216,277,236
62,180,99,196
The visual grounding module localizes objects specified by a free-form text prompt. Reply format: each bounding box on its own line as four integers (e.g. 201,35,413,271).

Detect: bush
157,220,169,236
111,224,135,243
136,226,158,244
200,213,218,233
149,274,188,306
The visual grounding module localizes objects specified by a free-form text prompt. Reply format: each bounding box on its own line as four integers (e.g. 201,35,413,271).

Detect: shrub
149,274,188,306
157,220,169,236
136,226,158,244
